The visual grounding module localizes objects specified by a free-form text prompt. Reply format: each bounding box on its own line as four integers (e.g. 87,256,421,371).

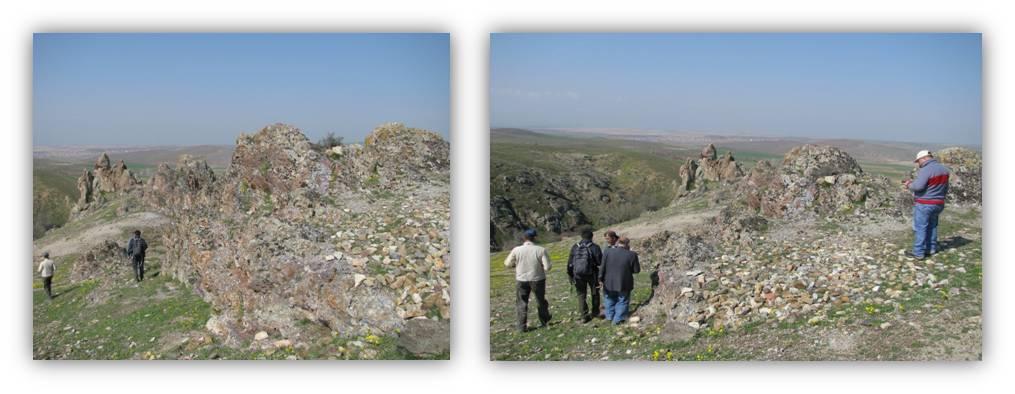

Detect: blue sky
491,33,981,145
34,33,449,146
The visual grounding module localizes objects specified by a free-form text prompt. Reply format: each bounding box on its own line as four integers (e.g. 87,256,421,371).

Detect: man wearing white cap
903,150,950,260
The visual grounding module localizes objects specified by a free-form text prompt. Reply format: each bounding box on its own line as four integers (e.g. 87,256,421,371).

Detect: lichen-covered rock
152,123,450,345
144,155,217,210
781,144,863,179
741,145,898,219
934,147,982,205
397,318,450,357
337,122,451,190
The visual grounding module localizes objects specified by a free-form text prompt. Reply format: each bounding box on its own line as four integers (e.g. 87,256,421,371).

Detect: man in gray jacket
504,229,553,332
126,230,148,282
598,237,640,325
904,150,950,260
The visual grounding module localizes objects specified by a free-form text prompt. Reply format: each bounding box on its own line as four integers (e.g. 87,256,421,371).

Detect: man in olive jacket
504,229,553,332
598,237,640,325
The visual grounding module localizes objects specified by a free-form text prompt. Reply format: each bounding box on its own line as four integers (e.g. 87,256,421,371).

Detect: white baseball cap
914,150,932,162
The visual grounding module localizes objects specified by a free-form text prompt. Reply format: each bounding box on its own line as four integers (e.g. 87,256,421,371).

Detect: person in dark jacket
597,230,621,318
567,229,604,323
598,237,640,325
904,150,950,260
126,230,149,282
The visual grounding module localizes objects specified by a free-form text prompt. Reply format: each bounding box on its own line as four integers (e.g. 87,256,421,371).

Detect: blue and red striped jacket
909,158,950,205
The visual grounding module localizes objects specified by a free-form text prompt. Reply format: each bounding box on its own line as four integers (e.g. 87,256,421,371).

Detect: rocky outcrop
780,144,862,179
360,122,451,183
740,145,899,219
73,169,94,211
677,144,744,194
70,153,141,216
677,159,697,192
932,147,982,205
144,155,217,210
154,123,450,346
642,145,909,335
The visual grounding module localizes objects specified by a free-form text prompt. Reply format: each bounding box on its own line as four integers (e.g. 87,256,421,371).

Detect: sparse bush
314,132,344,151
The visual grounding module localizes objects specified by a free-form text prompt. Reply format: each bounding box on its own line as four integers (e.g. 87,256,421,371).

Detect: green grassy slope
33,160,80,239
489,208,981,361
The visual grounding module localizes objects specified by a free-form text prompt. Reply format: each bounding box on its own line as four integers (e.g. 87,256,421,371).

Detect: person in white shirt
37,252,56,300
504,229,552,332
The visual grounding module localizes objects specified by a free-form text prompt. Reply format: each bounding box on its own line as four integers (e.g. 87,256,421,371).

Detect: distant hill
34,145,235,171
531,128,979,165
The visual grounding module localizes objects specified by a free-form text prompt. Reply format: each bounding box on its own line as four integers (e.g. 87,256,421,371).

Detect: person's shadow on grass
44,283,81,300
938,236,973,252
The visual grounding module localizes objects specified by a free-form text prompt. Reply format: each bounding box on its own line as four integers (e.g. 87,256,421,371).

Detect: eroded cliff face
143,123,450,346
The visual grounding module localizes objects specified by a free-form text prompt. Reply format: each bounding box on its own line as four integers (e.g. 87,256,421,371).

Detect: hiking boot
517,326,529,333
581,316,592,324
904,251,926,260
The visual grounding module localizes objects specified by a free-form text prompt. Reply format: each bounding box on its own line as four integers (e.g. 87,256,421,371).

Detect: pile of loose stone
643,144,981,341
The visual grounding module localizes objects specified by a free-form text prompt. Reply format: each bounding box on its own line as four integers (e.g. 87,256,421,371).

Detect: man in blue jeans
904,150,950,260
598,237,640,325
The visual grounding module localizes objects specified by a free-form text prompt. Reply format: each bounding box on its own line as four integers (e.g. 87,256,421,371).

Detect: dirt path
33,211,169,258
603,209,719,240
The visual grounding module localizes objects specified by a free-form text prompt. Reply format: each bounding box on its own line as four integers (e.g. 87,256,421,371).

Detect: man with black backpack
126,230,148,282
567,229,604,323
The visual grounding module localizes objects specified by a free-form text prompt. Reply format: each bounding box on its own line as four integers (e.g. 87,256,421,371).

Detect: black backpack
572,241,594,276
129,238,147,256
